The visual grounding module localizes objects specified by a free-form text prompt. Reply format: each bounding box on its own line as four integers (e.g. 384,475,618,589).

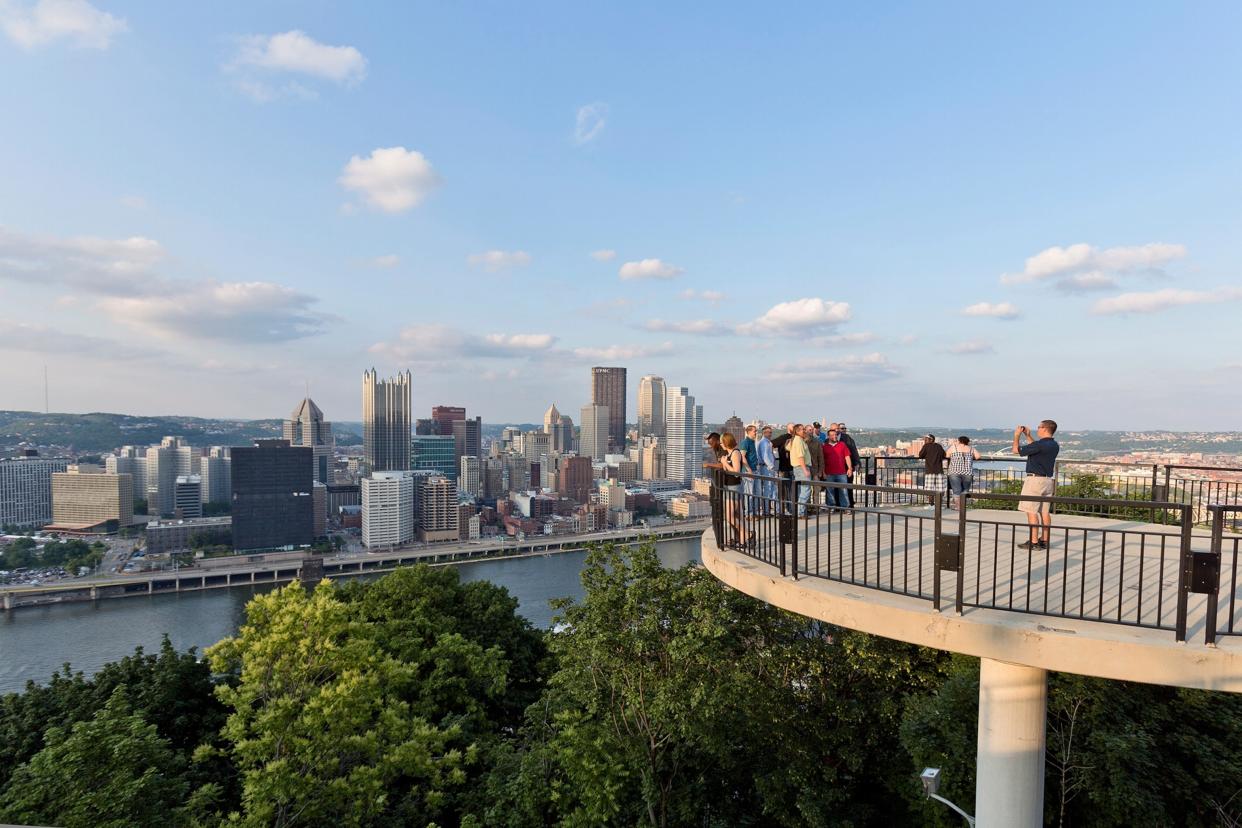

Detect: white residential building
1,456,68,528
665,386,704,485
362,471,414,548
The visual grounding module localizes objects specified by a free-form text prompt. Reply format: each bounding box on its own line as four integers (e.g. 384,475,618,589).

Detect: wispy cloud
467,250,532,272
338,147,440,213
644,319,730,336
589,249,616,262
368,254,400,268
0,318,152,360
1091,287,1242,316
1002,242,1186,289
573,102,608,145
369,324,557,362
961,301,1020,319
769,353,900,382
679,288,726,305
809,332,877,347
571,342,674,361
619,258,684,281
947,340,995,355
1,0,126,50
228,30,366,100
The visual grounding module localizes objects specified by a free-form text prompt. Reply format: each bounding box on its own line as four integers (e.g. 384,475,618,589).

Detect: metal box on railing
1189,551,1220,594
936,533,961,571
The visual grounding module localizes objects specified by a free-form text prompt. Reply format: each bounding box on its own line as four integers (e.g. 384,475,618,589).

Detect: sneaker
1037,541,1049,550
1017,540,1039,550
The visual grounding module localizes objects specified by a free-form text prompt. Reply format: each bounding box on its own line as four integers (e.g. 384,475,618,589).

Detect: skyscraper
579,404,610,461
362,368,412,472
199,448,232,505
543,403,572,452
431,405,466,436
559,455,595,504
284,397,334,484
51,468,132,530
591,366,627,453
411,434,457,478
452,416,482,464
231,439,313,552
174,475,202,518
722,414,745,445
418,476,459,542
637,375,666,440
458,455,481,498
665,386,704,485
0,455,68,528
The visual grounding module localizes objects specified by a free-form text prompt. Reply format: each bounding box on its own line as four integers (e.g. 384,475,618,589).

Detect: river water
0,537,701,694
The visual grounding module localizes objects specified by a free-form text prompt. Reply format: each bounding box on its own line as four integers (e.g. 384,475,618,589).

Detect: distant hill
0,411,363,455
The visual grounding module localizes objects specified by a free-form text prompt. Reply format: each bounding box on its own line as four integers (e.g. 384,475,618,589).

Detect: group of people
704,421,862,549
706,418,1062,553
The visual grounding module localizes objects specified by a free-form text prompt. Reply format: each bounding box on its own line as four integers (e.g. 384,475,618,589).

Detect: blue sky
0,1,1238,429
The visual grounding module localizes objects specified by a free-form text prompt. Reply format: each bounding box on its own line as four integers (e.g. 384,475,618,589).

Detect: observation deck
701,474,1242,826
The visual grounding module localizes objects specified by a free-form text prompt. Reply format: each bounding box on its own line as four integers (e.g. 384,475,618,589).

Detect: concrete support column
2,592,11,611
975,658,1047,827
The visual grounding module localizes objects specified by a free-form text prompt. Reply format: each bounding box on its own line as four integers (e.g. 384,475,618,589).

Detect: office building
106,449,146,509
313,482,327,538
418,476,459,542
505,456,530,492
1,456,68,528
544,403,573,452
559,455,595,504
145,516,232,555
665,386,704,485
362,471,414,548
284,397,334,484
431,405,466,436
50,468,132,531
414,418,437,435
591,366,627,452
523,430,550,464
722,414,745,445
452,416,482,464
231,439,313,552
483,458,505,499
412,434,457,478
639,437,666,480
362,368,412,472
145,439,182,516
459,455,481,498
174,475,202,518
199,448,232,504
580,404,610,461
638,375,667,440
326,483,361,515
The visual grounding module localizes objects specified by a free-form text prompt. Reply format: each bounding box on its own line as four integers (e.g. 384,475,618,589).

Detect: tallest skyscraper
362,368,412,472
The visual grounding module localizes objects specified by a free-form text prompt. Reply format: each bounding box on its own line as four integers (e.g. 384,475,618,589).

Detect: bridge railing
709,473,1234,645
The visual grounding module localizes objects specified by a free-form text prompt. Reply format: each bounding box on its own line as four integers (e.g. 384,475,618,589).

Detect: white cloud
619,258,684,281
769,353,900,382
339,147,440,213
1002,242,1187,288
118,194,146,209
897,334,919,346
961,301,1020,319
571,342,674,361
589,249,617,261
1090,287,1242,316
369,254,400,268
370,324,557,362
809,332,878,347
1,0,126,50
948,340,995,355
736,297,852,336
644,318,730,336
100,281,331,343
573,102,607,145
679,288,726,305
0,225,164,295
232,30,366,84
467,250,532,272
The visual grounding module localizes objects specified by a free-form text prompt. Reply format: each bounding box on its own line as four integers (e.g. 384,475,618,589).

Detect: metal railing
710,472,1239,646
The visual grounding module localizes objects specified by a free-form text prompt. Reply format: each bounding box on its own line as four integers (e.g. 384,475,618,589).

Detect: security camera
920,767,941,797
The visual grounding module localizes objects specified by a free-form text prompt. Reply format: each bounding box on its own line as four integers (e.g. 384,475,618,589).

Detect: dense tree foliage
3,544,1242,826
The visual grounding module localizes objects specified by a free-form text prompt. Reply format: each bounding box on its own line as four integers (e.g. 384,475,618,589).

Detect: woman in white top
946,435,981,510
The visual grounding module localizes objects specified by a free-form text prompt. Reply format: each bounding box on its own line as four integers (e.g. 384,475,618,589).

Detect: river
0,537,701,694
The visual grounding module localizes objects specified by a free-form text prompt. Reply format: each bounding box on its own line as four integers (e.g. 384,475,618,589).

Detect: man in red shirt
822,427,853,512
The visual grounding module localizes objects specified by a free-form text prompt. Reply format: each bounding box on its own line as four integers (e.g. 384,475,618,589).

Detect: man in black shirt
917,434,947,507
1014,419,1060,550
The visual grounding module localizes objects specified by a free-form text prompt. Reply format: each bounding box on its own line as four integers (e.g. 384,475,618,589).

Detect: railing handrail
960,490,1191,513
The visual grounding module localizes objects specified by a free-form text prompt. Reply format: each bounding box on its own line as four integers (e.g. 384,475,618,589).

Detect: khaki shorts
1018,476,1055,515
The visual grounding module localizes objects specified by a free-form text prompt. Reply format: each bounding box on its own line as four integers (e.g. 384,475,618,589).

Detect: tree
484,542,948,826
0,688,195,828
207,580,483,827
0,537,37,569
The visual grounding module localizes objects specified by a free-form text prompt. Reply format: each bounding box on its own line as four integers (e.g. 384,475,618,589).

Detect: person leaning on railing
741,424,761,517
946,436,981,510
1013,419,1060,550
757,425,778,514
789,424,814,518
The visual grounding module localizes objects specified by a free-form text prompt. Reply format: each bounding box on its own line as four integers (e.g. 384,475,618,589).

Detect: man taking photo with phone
1013,419,1060,550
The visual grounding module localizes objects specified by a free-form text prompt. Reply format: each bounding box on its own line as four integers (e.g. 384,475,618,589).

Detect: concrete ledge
703,533,1242,693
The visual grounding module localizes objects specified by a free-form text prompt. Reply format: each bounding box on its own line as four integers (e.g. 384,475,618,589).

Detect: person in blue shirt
1013,419,1060,550
757,424,778,514
740,424,761,516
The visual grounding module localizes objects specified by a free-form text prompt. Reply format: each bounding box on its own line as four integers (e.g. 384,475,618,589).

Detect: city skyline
0,4,1239,430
